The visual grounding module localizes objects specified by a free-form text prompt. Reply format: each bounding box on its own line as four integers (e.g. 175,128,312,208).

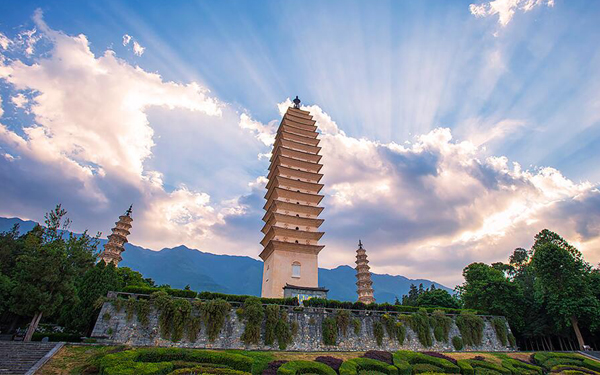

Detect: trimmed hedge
500,358,542,375
122,285,198,298
303,298,481,314
169,366,251,375
393,351,460,374
532,352,600,373
340,358,399,375
414,364,445,374
198,291,299,306
457,360,474,375
550,365,599,375
277,360,337,375
463,360,510,375
97,348,254,374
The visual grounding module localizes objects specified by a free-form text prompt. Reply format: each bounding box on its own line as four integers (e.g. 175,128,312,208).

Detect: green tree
530,237,600,350
9,205,98,341
416,288,460,309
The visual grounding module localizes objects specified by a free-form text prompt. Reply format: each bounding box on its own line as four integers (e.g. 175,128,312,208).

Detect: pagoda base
283,284,328,304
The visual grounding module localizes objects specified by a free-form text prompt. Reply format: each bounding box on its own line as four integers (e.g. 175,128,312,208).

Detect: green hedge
550,365,600,375
393,351,460,373
197,291,299,306
463,360,510,375
414,364,445,374
277,360,337,375
97,348,254,374
500,358,542,375
340,358,399,375
532,352,600,373
169,366,251,375
457,360,474,375
303,298,481,314
122,285,198,298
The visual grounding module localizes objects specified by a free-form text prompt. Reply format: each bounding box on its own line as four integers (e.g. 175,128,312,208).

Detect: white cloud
239,113,276,146
469,0,554,26
122,34,132,46
0,95,3,118
11,93,28,109
0,32,11,50
133,41,145,56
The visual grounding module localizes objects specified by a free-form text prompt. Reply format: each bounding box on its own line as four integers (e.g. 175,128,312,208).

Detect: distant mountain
0,217,452,303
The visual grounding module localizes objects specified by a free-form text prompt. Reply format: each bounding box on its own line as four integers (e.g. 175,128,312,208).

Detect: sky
0,0,599,287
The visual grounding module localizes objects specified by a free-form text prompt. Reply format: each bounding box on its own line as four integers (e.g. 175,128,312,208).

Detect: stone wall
91,294,513,352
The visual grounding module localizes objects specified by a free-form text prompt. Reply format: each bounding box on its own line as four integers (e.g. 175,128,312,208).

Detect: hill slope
0,217,452,302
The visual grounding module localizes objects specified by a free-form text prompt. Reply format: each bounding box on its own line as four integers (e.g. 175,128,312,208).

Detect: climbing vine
240,297,264,345
395,321,406,345
336,310,351,336
186,315,201,342
152,291,174,339
322,317,338,345
200,298,231,342
352,318,361,335
136,299,150,328
291,320,299,337
125,297,136,322
264,304,280,346
491,317,508,346
275,311,292,350
431,309,452,343
409,308,433,347
382,314,396,339
373,320,384,346
171,298,192,342
455,311,484,347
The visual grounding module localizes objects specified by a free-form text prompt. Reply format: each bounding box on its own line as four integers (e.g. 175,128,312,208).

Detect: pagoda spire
355,240,375,304
98,206,133,266
260,99,327,299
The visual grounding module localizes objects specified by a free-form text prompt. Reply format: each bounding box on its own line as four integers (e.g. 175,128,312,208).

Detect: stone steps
0,342,62,375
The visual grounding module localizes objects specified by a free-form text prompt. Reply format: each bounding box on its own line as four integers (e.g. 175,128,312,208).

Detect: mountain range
0,217,452,303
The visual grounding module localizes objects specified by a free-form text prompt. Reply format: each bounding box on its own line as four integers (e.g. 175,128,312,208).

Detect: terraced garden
37,346,600,375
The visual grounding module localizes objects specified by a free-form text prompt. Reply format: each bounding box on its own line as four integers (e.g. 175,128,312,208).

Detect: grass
37,345,122,375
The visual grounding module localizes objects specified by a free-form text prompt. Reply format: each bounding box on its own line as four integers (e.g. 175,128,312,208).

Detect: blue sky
1,0,599,286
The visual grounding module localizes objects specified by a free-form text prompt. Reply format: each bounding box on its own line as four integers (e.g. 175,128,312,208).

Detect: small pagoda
260,96,328,300
355,240,375,304
98,205,133,266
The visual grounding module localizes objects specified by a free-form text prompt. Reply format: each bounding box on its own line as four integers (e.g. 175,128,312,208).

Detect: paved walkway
0,342,63,375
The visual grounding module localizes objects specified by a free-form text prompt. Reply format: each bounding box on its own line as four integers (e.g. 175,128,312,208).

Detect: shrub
393,351,460,374
277,360,337,375
263,361,288,375
197,291,298,306
240,297,264,345
322,317,338,346
491,317,508,346
102,312,111,321
136,299,151,328
455,312,484,347
465,360,510,375
452,336,464,351
500,358,542,375
414,364,444,374
410,309,433,347
373,320,385,346
31,332,82,342
353,318,361,335
302,298,482,315
201,299,231,342
431,310,452,343
315,356,344,372
265,305,280,346
169,367,250,375
122,285,198,298
363,350,393,365
336,310,351,336
457,361,474,375
422,352,458,365
550,365,597,375
340,358,398,375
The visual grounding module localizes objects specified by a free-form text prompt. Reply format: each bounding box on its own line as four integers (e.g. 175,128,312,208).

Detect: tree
531,239,600,350
9,205,98,341
402,284,420,306
458,263,524,325
415,288,460,309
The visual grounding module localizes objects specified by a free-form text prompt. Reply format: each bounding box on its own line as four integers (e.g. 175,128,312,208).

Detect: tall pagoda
98,206,133,266
355,240,375,304
260,96,328,300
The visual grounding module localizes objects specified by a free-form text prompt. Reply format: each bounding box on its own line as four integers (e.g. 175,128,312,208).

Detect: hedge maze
89,348,600,375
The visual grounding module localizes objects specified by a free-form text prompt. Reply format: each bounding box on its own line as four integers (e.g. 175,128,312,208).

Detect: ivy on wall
322,317,338,346
431,309,452,343
201,298,231,342
264,304,280,346
373,320,384,346
491,317,508,346
455,311,484,347
409,309,433,347
336,310,351,336
240,297,264,345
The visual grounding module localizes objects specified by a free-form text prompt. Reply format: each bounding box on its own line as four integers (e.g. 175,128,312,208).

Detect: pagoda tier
355,240,375,304
99,206,133,266
260,103,326,298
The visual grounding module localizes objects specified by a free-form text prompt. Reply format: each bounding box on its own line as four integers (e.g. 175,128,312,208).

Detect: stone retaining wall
91,294,512,352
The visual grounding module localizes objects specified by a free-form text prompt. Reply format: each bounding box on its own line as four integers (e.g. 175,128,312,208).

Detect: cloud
0,95,3,118
10,93,28,109
122,34,131,46
469,0,554,26
133,41,145,56
238,113,276,146
0,32,10,50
